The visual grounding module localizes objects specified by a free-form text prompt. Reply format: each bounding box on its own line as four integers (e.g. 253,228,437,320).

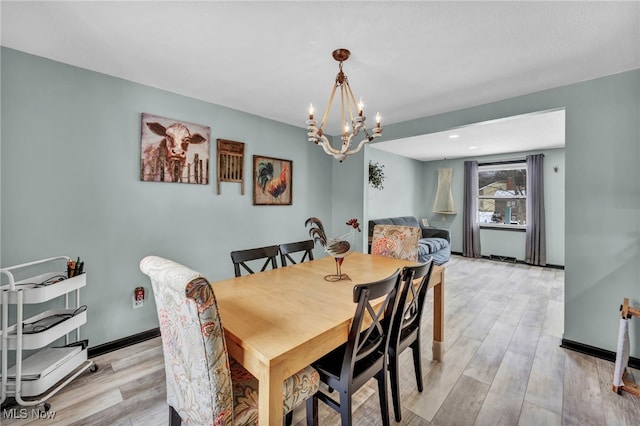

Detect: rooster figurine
306,217,361,281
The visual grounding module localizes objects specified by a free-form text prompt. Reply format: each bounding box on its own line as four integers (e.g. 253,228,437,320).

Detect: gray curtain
463,161,481,257
525,154,546,266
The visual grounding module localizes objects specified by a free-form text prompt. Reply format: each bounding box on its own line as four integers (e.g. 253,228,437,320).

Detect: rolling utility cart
0,256,97,412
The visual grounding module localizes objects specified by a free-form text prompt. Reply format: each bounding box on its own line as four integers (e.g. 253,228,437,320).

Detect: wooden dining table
212,252,445,426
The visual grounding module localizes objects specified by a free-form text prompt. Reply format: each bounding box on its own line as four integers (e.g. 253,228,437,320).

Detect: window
477,162,526,229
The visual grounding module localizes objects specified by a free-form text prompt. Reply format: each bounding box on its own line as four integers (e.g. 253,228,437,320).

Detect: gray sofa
368,216,451,265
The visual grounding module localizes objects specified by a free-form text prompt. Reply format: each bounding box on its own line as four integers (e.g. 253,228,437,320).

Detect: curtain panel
463,161,481,258
525,153,546,266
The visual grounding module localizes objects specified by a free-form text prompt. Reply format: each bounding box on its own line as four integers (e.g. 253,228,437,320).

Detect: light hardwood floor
3,255,640,425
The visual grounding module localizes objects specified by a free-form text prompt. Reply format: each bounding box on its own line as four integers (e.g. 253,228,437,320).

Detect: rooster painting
306,217,361,281
253,156,292,205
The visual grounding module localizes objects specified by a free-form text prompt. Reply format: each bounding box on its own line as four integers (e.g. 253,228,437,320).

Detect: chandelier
306,49,382,162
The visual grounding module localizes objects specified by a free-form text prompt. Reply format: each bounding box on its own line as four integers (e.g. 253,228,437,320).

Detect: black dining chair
306,269,402,426
279,240,315,266
230,244,279,277
388,258,434,422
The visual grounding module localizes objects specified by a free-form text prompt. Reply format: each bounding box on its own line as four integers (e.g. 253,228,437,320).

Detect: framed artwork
140,113,210,184
217,139,245,195
253,155,292,205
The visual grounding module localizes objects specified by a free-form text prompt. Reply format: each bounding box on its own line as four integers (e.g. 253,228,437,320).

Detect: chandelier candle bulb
309,104,314,120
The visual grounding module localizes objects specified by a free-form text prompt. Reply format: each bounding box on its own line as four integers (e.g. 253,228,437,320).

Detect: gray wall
367,147,565,266
425,149,565,265
366,146,425,234
369,69,640,357
329,150,367,254
1,48,333,346
3,47,639,359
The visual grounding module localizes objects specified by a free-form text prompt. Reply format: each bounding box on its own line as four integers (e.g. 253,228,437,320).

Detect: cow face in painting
141,118,208,183
146,122,206,163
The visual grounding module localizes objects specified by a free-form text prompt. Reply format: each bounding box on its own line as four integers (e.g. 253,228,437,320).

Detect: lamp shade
433,168,456,214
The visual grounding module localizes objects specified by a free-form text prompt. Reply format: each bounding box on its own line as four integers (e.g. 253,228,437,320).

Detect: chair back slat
279,240,315,266
341,269,402,381
230,245,279,277
391,259,434,350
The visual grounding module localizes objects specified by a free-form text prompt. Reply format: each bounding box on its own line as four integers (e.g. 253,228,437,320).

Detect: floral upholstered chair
140,256,319,425
371,224,421,262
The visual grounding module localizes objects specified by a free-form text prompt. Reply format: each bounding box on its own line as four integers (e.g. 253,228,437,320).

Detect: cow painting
140,113,210,184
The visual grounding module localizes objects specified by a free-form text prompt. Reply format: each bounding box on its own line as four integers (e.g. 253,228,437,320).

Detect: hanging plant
369,161,385,190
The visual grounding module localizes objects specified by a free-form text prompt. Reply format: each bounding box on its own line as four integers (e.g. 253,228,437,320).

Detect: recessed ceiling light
449,134,459,139
468,146,478,150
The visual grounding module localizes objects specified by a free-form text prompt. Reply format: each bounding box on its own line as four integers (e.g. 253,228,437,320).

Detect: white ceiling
2,1,639,160
374,108,566,161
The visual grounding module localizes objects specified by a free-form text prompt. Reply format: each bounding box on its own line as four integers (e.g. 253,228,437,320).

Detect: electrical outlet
133,295,143,309
133,287,145,309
